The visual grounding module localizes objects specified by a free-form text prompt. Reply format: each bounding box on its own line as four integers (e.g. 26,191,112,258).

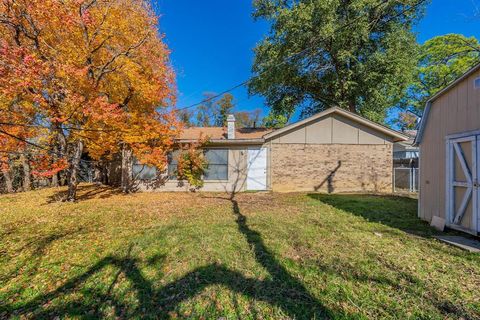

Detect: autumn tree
177,109,193,128
0,0,179,200
234,109,262,128
249,0,426,122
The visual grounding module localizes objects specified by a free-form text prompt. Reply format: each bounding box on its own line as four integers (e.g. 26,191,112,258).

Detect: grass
0,185,479,319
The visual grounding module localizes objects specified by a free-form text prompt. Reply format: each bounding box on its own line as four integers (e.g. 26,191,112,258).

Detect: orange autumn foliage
0,0,181,190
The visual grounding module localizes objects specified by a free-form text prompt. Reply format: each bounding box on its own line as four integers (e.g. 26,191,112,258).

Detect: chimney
227,114,235,139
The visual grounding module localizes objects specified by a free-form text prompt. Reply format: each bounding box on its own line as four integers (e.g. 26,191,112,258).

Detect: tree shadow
45,184,123,203
0,227,87,284
307,193,436,236
314,161,342,193
2,193,477,319
1,193,339,319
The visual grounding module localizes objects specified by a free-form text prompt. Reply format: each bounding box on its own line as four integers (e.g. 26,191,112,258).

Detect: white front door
247,148,267,191
446,135,479,234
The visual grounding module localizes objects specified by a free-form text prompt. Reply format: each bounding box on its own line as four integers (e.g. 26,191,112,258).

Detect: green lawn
0,185,479,319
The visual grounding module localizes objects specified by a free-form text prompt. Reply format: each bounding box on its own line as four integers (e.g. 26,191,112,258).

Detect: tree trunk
121,144,133,193
2,170,14,193
51,173,59,187
67,140,84,202
20,153,32,191
93,161,104,185
52,124,67,187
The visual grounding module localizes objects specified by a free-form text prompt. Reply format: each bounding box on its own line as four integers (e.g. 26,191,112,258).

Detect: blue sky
154,0,480,122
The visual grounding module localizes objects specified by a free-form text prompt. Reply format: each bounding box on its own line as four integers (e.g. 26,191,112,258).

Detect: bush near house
0,186,479,319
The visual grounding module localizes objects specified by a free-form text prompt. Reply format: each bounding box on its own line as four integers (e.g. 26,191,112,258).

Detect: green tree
214,93,235,126
405,34,480,114
249,0,425,122
263,113,288,128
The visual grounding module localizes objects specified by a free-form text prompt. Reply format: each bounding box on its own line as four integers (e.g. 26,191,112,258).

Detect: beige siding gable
268,113,391,145
306,116,332,144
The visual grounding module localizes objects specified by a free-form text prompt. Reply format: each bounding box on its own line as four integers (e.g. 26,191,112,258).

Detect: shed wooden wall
419,68,480,223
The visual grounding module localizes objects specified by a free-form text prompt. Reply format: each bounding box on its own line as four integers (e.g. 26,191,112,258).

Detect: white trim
474,136,478,233
453,181,470,188
453,143,473,184
453,187,472,224
445,129,480,141
446,140,454,224
446,135,478,234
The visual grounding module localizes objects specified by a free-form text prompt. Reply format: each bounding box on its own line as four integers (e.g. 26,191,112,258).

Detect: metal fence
393,167,419,193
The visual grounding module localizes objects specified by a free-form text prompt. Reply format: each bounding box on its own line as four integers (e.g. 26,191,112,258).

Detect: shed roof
415,62,480,145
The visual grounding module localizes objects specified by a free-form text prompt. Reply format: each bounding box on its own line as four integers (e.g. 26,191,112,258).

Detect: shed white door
446,136,479,234
247,148,267,191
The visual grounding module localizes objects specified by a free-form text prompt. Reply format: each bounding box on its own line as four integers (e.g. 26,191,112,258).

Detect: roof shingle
179,127,273,141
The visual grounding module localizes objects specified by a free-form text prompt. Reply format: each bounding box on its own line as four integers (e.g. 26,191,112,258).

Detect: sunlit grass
0,185,479,319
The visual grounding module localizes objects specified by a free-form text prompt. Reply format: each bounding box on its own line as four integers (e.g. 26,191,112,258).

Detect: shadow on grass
1,193,336,319
45,184,123,203
307,193,436,236
0,227,86,283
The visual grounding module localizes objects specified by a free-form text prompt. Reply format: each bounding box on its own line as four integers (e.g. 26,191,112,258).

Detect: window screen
167,150,180,179
204,149,228,180
475,77,480,89
132,160,158,180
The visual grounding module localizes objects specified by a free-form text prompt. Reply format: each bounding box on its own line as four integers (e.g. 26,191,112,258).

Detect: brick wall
270,143,393,193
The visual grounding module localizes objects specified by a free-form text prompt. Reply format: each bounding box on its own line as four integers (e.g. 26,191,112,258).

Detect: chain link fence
393,167,419,193
393,158,418,193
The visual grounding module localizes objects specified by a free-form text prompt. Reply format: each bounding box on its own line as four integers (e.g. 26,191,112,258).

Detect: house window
167,150,180,179
204,149,228,180
475,77,480,89
132,160,158,180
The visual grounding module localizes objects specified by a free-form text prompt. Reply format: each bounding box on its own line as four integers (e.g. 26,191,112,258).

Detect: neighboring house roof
264,107,408,142
394,130,418,151
178,107,408,144
415,62,480,145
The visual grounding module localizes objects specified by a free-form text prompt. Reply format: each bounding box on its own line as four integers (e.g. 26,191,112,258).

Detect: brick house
132,107,408,193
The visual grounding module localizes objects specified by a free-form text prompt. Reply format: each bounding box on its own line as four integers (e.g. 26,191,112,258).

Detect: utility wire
0,0,427,158
175,0,427,111
0,122,120,132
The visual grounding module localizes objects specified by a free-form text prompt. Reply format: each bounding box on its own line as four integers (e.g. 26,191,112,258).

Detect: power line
0,122,120,133
175,0,427,111
0,128,103,164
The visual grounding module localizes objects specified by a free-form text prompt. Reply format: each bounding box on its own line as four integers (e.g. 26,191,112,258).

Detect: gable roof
264,107,408,142
415,62,480,145
177,107,407,144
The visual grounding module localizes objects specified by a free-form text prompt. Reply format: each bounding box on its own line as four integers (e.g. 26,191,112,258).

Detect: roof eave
176,139,265,145
264,107,408,142
415,62,480,145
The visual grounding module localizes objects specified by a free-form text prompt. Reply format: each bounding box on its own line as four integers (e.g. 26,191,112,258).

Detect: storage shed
415,63,480,235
